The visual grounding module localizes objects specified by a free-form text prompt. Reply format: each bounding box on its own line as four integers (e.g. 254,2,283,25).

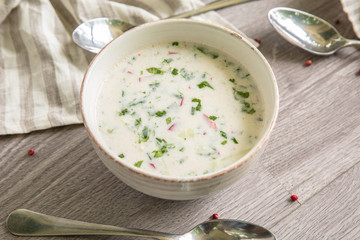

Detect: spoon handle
345,39,360,47
170,0,256,19
7,209,176,240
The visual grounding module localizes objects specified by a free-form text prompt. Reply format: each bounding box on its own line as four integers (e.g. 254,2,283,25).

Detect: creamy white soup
96,41,265,177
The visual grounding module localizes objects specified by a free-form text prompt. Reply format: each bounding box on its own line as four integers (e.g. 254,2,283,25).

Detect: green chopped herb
139,126,149,143
257,117,263,121
140,70,143,75
152,138,174,158
179,147,184,152
229,78,235,83
237,90,249,98
221,140,227,145
149,82,160,89
134,160,143,168
242,108,256,114
196,47,219,59
191,98,202,115
106,129,114,134
174,94,182,99
146,67,165,75
241,101,256,114
166,117,172,125
153,150,163,158
243,101,250,108
121,90,125,97
171,68,179,75
155,110,166,117
172,41,179,46
162,58,173,64
135,118,142,127
156,138,167,143
191,107,196,115
180,68,194,80
209,115,218,121
220,131,227,139
129,100,145,107
118,153,125,158
233,88,250,99
231,137,239,144
197,81,214,89
118,108,128,116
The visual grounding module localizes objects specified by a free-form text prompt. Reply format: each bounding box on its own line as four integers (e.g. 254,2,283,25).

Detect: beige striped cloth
0,0,256,135
341,0,360,38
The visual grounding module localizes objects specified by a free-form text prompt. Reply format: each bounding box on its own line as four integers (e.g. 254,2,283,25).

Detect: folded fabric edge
340,0,360,38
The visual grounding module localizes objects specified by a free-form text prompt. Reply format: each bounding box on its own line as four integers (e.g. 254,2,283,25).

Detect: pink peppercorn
305,60,312,66
254,38,261,44
212,213,219,219
28,148,35,155
290,195,298,201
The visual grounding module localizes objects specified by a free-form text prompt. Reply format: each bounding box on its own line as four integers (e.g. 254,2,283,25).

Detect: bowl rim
80,18,279,183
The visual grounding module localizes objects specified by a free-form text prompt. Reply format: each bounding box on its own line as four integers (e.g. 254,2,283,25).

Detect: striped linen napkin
341,0,360,38
0,0,255,135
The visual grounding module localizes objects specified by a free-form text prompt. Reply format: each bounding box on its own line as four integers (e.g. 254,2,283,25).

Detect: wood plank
262,53,360,201
0,126,298,239
1,0,360,239
221,0,360,202
270,160,360,239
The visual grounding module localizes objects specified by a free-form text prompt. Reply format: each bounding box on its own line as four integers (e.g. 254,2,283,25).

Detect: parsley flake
139,126,149,143
162,58,173,64
118,108,128,116
155,110,167,117
198,81,214,89
191,98,202,115
134,160,143,168
196,47,219,59
166,117,172,125
135,118,142,127
209,116,218,121
146,67,165,75
221,140,227,145
220,131,227,139
171,68,179,75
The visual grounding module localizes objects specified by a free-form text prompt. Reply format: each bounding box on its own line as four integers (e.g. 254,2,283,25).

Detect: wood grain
1,0,360,239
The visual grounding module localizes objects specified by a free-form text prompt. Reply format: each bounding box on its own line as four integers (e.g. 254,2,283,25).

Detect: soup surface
96,41,265,177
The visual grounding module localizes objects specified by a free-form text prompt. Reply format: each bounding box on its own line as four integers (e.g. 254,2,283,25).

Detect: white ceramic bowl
81,19,279,200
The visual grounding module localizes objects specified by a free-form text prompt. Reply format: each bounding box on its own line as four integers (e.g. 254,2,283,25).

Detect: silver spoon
7,209,276,239
72,0,256,53
268,7,360,55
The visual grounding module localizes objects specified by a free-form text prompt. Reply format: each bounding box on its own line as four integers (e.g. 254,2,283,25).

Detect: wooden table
1,0,359,239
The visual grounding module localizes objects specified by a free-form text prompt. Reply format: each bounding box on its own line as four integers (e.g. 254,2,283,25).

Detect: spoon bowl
7,209,276,240
72,0,256,53
72,18,133,54
268,7,360,55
